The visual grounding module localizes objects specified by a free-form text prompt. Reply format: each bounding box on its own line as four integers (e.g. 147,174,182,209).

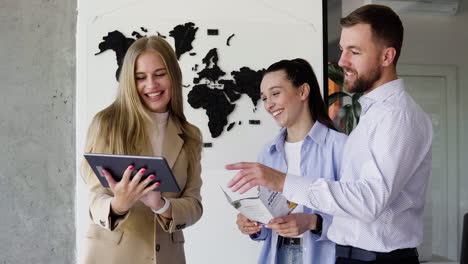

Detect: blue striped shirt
251,121,347,264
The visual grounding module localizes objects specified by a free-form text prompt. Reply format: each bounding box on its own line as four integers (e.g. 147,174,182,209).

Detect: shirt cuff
250,227,269,241
283,174,317,206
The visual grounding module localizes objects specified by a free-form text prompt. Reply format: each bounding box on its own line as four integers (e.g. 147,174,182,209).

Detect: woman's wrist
110,198,128,216
152,197,170,214
311,214,323,234
152,197,165,210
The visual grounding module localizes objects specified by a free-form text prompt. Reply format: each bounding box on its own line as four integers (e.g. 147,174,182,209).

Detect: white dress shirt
283,79,433,252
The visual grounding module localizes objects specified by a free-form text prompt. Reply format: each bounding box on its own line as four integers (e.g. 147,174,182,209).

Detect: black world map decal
95,22,264,139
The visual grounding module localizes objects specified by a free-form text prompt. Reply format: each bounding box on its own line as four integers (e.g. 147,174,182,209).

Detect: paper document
221,186,297,225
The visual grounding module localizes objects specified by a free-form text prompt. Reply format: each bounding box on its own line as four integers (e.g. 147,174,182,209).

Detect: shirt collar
268,128,287,153
268,121,329,153
150,111,169,124
307,121,328,145
358,79,405,114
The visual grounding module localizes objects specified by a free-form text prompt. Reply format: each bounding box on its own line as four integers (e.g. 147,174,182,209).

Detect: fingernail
149,175,155,180
101,170,106,175
155,182,160,186
141,169,146,174
129,165,134,170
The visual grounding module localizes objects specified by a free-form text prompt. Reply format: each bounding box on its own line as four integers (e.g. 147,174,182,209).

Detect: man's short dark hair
341,4,404,64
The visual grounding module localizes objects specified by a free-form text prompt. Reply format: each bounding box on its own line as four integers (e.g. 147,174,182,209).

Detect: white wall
76,1,324,263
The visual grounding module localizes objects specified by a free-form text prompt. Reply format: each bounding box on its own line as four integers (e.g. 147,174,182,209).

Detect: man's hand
225,162,286,193
266,213,317,237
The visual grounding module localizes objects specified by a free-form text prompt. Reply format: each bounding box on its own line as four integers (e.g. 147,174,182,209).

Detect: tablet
84,153,180,193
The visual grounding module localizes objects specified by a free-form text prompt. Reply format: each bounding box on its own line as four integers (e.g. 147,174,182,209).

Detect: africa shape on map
95,22,265,139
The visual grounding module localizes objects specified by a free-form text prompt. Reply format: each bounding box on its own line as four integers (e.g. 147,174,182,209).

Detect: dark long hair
265,58,337,131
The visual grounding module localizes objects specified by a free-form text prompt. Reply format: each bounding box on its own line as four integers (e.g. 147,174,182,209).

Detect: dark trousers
335,244,420,264
336,256,419,264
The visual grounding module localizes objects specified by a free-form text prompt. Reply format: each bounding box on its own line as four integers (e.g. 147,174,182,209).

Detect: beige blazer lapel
162,116,184,168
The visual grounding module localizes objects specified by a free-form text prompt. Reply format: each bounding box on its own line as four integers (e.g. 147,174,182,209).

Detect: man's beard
344,66,382,94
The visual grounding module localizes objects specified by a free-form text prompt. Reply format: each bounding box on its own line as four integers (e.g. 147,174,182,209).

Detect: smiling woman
135,50,172,113
228,58,347,264
80,36,203,264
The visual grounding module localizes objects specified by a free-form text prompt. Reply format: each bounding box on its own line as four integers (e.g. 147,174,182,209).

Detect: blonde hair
83,36,202,179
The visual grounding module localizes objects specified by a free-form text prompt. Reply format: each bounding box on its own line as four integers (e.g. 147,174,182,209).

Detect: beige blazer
81,117,202,264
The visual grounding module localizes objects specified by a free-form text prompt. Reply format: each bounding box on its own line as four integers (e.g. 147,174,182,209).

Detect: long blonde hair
83,36,202,175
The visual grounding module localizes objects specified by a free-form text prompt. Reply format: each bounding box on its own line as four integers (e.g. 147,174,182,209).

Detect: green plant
327,63,363,135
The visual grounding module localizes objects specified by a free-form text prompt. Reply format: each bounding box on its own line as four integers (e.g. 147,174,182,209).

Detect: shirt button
156,244,161,252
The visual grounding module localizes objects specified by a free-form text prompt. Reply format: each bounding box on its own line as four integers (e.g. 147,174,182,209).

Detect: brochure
221,186,297,225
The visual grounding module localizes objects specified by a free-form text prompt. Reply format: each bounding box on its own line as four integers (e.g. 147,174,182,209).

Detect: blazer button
156,244,161,252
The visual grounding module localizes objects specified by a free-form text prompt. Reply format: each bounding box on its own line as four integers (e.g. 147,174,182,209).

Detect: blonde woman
81,36,203,264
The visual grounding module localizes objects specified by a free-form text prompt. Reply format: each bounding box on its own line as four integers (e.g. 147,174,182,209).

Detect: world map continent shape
95,23,265,139
187,48,265,138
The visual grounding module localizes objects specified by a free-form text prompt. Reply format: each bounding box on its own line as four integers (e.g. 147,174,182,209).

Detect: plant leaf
328,92,350,105
328,63,344,86
351,93,363,101
343,104,353,135
351,93,363,125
